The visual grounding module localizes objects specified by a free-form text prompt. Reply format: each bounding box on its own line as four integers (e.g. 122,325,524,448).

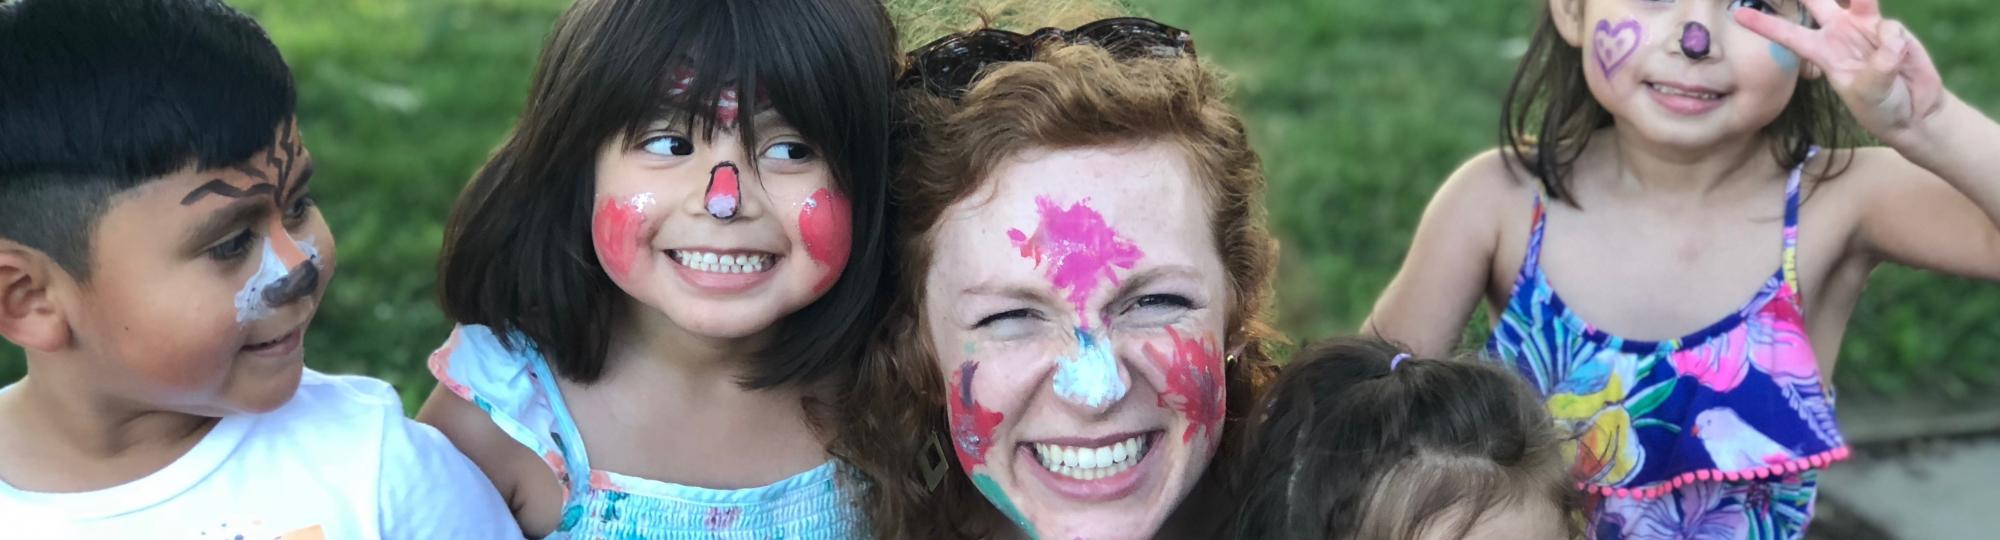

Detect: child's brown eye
640,135,695,156
209,230,256,261
283,193,317,223
761,142,816,161
1729,0,1778,14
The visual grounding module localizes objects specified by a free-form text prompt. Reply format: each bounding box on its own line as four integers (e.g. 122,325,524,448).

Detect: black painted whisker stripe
181,180,275,206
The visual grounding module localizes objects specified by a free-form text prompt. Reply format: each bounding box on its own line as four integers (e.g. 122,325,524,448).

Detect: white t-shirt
0,369,520,539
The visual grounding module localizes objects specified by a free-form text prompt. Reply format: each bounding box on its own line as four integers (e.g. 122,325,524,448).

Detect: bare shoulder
415,384,563,535
1424,147,1538,242
1442,148,1537,203
1424,147,1528,227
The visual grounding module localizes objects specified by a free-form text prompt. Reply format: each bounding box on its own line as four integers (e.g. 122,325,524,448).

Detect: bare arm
1849,140,2000,281
1363,150,1512,357
416,384,563,537
1742,1,2000,280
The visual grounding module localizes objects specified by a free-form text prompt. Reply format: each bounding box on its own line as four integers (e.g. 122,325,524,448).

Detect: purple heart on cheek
1593,19,1643,78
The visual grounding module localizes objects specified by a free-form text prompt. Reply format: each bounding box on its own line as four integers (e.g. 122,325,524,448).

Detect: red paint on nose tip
706,163,741,219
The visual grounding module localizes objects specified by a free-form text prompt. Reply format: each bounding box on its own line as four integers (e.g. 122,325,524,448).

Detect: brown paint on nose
261,260,319,307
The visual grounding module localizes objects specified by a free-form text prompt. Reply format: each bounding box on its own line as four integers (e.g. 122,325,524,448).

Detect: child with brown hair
1233,337,1578,539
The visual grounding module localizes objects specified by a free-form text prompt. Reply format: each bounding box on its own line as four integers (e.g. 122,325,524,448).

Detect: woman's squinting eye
975,308,1038,328
640,135,695,157
974,308,1048,340
1119,294,1194,327
209,230,257,261
761,141,816,161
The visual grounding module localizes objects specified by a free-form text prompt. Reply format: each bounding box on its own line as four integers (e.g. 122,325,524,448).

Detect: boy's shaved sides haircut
0,0,296,281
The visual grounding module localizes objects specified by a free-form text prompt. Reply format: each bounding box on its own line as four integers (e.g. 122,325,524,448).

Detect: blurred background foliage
4,0,1996,409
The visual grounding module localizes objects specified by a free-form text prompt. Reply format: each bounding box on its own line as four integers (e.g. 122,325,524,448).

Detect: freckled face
589,109,850,339
62,120,336,416
1579,0,1808,147
923,141,1230,538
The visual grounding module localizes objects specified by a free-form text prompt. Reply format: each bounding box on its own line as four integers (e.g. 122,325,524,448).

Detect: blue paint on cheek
1770,42,1800,73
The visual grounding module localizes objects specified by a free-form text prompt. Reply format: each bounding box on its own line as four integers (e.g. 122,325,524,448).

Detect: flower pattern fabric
428,325,865,539
1485,148,1846,539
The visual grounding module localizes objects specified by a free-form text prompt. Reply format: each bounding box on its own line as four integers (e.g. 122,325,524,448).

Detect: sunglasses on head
897,17,1196,99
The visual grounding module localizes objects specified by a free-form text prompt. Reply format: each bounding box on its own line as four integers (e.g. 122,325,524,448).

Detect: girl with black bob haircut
415,0,912,536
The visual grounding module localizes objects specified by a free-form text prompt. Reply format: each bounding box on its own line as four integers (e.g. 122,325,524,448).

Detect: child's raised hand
1736,0,1945,147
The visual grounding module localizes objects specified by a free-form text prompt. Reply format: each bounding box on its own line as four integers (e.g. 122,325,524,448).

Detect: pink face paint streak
705,163,741,219
1594,19,1643,78
799,188,852,293
1143,327,1225,445
664,68,767,127
591,195,649,280
1005,196,1144,326
947,360,1006,468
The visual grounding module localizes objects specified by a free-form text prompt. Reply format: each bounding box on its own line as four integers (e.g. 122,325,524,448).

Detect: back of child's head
436,0,897,387
0,0,295,281
1498,0,1853,203
1233,337,1577,539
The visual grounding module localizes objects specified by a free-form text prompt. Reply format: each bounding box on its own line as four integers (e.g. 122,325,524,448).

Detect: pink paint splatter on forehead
1006,196,1144,326
667,67,770,127
799,188,852,293
591,195,651,280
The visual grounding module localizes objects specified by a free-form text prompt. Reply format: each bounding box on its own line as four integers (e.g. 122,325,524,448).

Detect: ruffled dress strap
428,324,593,508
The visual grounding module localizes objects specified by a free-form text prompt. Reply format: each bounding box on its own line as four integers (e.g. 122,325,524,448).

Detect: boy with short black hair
0,0,515,535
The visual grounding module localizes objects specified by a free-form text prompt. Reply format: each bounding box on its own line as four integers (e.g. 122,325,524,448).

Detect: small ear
0,244,73,353
1549,0,1586,47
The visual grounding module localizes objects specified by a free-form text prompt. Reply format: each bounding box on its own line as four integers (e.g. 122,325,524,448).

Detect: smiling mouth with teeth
668,249,777,274
1030,432,1157,481
1648,82,1723,100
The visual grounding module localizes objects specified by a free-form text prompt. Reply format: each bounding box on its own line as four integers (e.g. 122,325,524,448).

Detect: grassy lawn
4,0,1997,408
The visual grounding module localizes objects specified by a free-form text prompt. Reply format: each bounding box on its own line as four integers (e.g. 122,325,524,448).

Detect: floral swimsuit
1485,148,1848,539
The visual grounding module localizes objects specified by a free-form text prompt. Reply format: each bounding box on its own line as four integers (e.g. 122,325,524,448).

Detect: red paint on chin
799,188,852,292
592,198,647,280
947,361,1006,468
1144,327,1225,445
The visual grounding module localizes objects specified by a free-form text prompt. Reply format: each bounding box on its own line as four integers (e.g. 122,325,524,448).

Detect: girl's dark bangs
624,0,870,186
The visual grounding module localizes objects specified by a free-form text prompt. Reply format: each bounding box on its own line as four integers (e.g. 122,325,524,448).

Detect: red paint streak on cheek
1144,327,1225,445
799,188,852,293
592,198,646,280
947,361,1006,468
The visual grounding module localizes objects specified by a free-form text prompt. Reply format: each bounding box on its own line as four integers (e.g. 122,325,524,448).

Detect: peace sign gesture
1735,0,1944,147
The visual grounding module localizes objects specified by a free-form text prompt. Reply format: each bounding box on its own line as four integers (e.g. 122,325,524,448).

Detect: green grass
5,0,1998,407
